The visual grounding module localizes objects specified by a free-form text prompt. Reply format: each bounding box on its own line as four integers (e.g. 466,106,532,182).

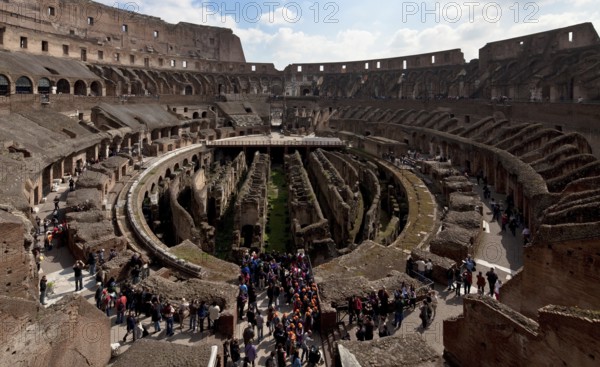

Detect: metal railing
207,345,219,367
206,139,346,147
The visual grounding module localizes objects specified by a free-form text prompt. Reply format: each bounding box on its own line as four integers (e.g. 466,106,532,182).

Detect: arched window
57,79,70,94
74,80,87,95
38,78,51,94
90,81,102,96
0,74,9,96
15,76,32,94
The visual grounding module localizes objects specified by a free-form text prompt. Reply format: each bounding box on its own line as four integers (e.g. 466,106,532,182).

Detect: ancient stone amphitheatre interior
1,1,600,366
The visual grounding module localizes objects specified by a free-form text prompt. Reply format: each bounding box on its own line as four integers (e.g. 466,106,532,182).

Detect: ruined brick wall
66,209,124,261
168,174,195,245
498,269,523,312
411,248,455,285
170,173,216,253
444,297,600,367
323,151,382,242
509,236,600,319
0,0,246,64
359,165,381,242
479,23,598,68
308,149,359,248
0,295,111,367
0,210,37,301
188,168,216,253
234,152,269,249
207,152,246,220
284,151,334,255
191,168,208,223
284,49,465,98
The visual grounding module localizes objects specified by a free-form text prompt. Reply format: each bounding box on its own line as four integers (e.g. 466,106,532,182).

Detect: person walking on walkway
476,271,486,295
40,275,48,305
163,302,175,337
208,301,220,334
87,251,97,276
463,269,472,295
74,261,84,291
455,270,463,296
429,290,438,319
446,265,455,291
486,268,498,297
494,279,503,300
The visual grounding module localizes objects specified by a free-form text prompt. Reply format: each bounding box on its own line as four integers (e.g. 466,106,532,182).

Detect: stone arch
241,225,254,247
271,83,283,95
193,112,200,119
0,74,10,95
249,77,260,94
189,121,200,133
130,80,144,95
37,77,52,94
74,80,87,95
165,168,172,179
151,182,157,194
174,163,180,172
57,79,70,94
90,81,102,96
186,74,204,95
183,158,189,167
216,75,232,94
156,75,169,94
15,76,33,94
184,85,193,95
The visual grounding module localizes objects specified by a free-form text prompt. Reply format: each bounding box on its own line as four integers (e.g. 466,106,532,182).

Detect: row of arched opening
0,74,102,96
192,111,209,119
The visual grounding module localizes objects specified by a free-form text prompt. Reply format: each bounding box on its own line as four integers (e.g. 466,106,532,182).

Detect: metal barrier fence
206,140,346,147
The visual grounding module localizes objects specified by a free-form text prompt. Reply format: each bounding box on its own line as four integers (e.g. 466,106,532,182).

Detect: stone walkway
471,179,525,284
37,180,81,306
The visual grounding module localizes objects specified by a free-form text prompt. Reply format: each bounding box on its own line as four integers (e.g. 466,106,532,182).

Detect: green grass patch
171,246,208,265
264,168,290,253
215,196,236,259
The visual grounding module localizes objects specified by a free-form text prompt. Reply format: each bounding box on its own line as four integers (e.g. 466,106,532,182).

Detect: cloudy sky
96,0,599,69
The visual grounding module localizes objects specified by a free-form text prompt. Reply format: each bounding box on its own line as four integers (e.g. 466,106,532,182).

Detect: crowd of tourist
443,257,502,300
79,249,324,366
222,250,322,367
